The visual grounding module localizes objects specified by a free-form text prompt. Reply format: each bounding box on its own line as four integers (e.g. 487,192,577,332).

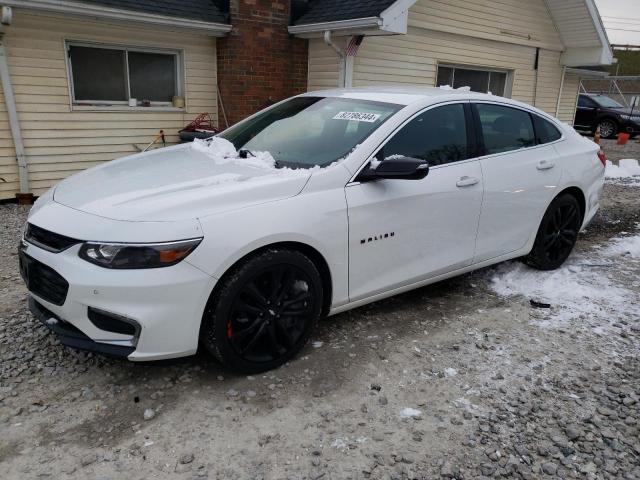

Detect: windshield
219,96,402,168
592,95,624,109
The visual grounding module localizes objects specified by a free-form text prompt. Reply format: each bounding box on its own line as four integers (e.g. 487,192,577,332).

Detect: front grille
25,223,81,253
20,253,69,305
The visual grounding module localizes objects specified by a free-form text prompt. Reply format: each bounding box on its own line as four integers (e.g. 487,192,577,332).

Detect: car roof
300,86,514,106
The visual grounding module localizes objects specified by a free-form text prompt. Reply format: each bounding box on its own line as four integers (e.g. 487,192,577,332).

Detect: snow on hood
53,137,313,222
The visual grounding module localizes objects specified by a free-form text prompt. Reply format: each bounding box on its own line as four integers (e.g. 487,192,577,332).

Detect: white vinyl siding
557,73,581,125
409,0,563,50
307,38,343,92
307,0,569,124
0,11,218,199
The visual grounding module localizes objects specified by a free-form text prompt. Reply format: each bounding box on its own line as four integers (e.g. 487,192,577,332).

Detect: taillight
597,150,606,167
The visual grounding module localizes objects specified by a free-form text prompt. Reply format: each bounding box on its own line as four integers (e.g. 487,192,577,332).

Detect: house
0,0,612,201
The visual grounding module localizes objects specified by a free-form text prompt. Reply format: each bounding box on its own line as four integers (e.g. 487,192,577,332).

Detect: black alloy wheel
598,119,618,139
201,249,323,373
524,194,582,271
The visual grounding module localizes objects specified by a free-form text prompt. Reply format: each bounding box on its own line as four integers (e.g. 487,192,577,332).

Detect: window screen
68,44,180,105
69,46,127,101
436,65,508,96
476,104,535,154
380,104,470,166
532,115,562,144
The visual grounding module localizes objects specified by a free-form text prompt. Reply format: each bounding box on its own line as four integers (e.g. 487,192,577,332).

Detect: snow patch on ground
605,159,640,185
444,367,458,378
603,234,640,258
400,407,423,418
489,232,640,329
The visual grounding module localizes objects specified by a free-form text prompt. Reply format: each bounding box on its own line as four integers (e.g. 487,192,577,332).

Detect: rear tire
201,248,323,374
524,194,582,271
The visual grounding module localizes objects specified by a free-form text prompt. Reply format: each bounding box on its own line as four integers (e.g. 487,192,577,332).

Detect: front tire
524,194,582,271
201,248,323,373
597,119,618,139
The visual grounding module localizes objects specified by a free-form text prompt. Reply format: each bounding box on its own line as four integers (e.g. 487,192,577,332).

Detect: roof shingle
293,0,397,25
76,0,229,24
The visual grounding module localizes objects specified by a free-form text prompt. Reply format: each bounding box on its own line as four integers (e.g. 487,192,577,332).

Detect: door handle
537,160,555,171
456,176,480,187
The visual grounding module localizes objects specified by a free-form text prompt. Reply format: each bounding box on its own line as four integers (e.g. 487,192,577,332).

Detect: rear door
345,102,484,301
472,102,562,263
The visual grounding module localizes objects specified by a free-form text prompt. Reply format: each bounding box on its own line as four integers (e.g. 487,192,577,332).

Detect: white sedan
20,87,605,373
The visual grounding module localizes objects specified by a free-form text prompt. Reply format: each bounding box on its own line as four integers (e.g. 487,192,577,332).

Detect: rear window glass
533,115,562,144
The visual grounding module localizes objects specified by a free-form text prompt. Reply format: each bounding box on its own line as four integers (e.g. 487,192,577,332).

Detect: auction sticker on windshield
333,111,381,122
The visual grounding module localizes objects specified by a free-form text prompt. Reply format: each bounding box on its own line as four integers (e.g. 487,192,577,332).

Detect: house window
67,43,183,107
437,65,509,97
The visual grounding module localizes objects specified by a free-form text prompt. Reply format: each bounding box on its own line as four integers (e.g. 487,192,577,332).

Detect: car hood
53,143,312,222
602,106,639,115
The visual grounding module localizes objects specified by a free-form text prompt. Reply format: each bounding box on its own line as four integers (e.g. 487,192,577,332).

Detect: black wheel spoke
275,319,295,348
230,317,262,342
235,300,263,316
266,323,287,356
244,282,268,308
283,292,311,308
239,322,268,355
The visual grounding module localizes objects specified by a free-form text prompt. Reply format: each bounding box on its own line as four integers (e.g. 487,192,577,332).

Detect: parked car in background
20,87,605,373
574,93,640,139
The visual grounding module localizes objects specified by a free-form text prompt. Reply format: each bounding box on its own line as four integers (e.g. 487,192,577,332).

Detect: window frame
65,40,185,111
350,100,480,183
470,101,565,159
436,63,513,98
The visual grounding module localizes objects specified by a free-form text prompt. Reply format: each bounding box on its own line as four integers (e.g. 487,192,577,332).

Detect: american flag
345,35,364,56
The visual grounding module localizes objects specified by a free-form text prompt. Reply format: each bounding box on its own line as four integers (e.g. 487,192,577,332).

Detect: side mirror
358,156,429,182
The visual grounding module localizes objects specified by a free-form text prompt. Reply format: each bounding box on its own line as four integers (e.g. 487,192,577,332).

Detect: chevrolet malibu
20,87,605,373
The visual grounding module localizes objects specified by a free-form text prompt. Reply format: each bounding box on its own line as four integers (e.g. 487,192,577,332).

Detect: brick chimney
216,0,308,127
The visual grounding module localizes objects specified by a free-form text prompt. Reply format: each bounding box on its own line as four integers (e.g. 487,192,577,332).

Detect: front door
346,103,483,301
574,95,598,129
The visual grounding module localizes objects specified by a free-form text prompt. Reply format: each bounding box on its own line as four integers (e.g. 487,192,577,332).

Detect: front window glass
379,104,470,166
477,103,535,154
220,97,402,168
591,95,624,109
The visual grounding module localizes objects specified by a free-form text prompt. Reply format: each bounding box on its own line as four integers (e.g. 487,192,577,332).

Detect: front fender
185,190,350,309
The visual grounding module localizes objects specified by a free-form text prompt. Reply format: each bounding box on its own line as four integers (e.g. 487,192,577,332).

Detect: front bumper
621,118,640,135
20,239,217,362
29,297,135,358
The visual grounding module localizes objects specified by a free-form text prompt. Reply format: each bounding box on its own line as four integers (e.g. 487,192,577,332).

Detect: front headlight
78,238,202,269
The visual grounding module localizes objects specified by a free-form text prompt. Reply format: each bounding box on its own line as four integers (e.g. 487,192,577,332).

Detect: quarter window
379,104,470,166
532,115,562,144
437,65,509,96
476,104,535,155
67,43,182,107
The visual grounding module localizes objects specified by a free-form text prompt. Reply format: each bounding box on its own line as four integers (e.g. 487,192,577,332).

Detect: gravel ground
0,180,639,480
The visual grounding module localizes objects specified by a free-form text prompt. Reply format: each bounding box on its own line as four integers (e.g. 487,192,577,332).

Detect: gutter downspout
0,8,30,199
324,30,346,87
555,65,567,118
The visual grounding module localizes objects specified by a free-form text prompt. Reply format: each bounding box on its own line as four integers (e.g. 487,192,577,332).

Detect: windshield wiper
238,149,255,159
